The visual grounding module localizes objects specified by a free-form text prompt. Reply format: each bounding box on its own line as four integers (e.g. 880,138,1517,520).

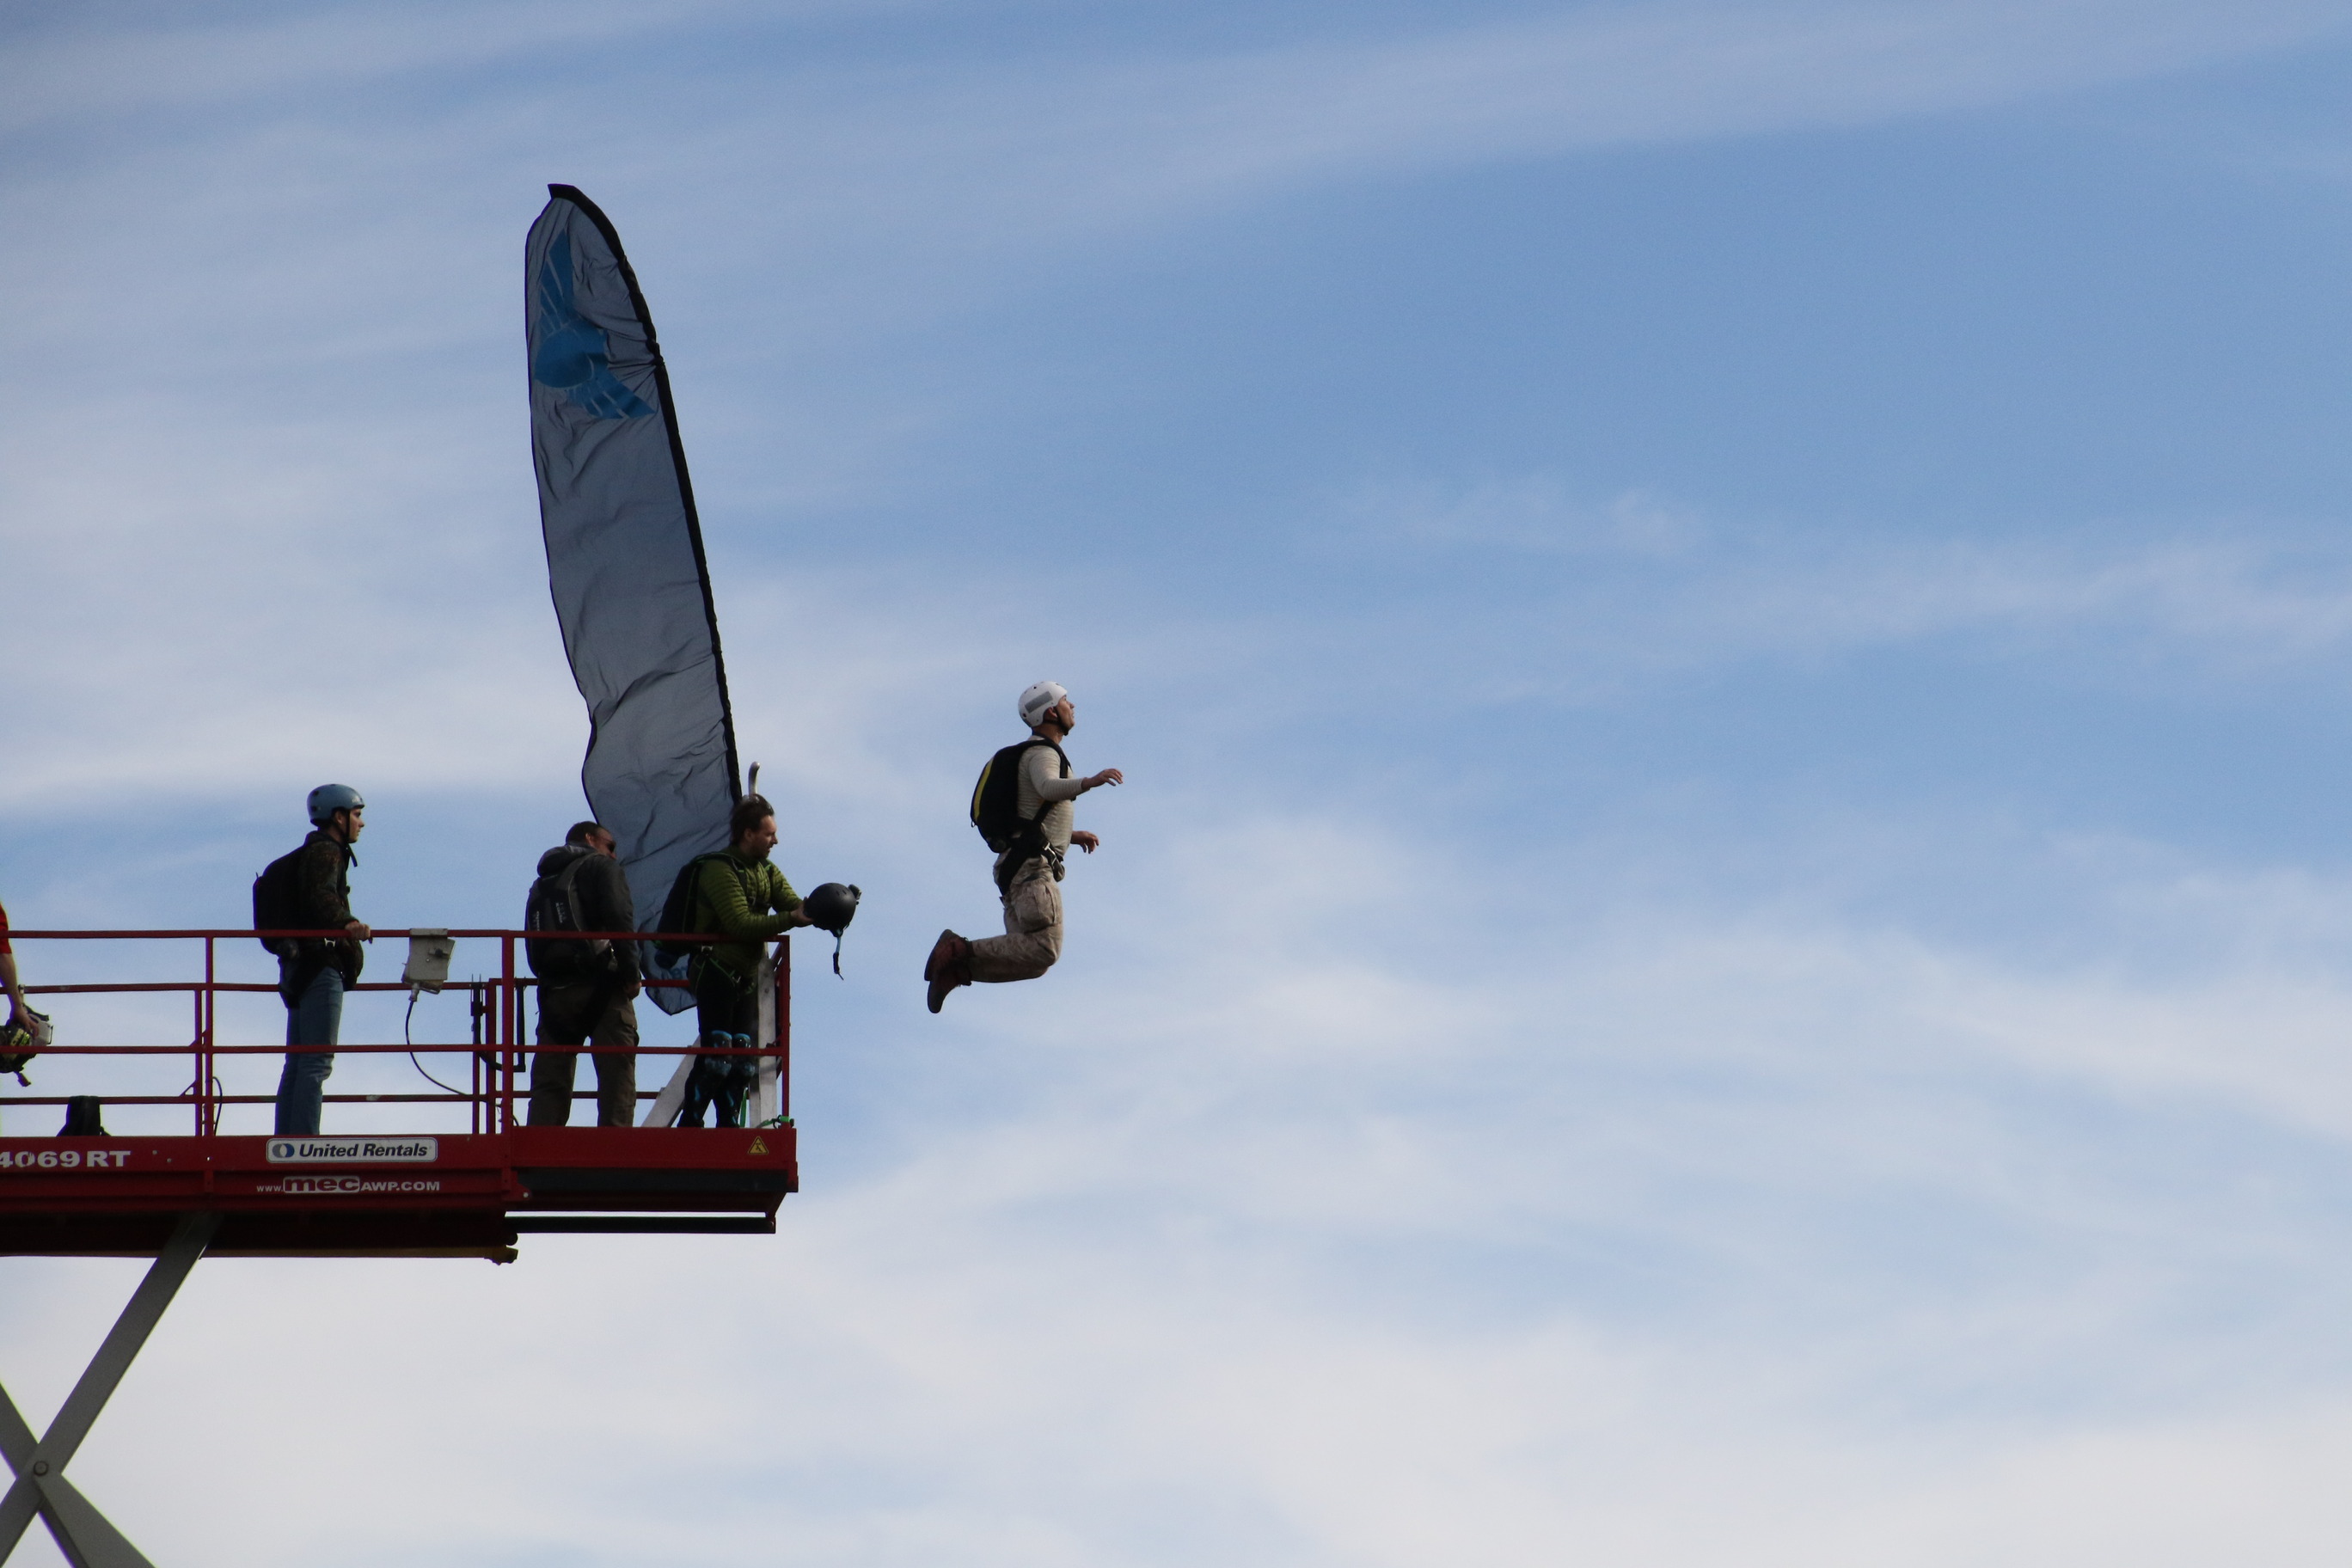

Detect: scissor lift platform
0,1126,795,1259
0,926,799,1564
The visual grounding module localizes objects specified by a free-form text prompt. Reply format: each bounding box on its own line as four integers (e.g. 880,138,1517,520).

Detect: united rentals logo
264,1136,438,1165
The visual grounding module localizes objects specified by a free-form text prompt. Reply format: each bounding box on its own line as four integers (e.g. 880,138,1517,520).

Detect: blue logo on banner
532,233,653,420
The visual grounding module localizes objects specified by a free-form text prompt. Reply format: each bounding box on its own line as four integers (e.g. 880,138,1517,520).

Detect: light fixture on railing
401,928,456,995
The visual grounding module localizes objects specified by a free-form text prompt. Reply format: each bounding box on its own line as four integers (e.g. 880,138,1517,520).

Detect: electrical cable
406,987,469,1097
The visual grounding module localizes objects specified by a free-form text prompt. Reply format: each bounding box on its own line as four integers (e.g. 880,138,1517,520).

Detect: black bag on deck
58,1096,107,1137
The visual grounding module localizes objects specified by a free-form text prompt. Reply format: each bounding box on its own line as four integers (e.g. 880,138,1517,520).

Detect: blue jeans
274,964,344,1135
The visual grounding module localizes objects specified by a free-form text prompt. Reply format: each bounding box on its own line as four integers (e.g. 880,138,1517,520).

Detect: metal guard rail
0,928,790,1136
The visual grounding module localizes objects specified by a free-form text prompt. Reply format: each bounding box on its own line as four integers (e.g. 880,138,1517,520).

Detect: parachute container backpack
652,852,732,965
971,738,1069,852
524,854,609,983
252,848,307,957
971,737,1070,891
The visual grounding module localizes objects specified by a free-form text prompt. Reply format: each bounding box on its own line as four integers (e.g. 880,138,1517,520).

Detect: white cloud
1020,0,2352,197
0,399,579,810
0,0,761,136
761,0,2352,312
1318,475,2352,706
13,0,2352,356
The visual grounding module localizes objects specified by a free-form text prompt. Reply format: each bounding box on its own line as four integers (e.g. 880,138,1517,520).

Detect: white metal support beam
0,1210,219,1567
750,948,779,1129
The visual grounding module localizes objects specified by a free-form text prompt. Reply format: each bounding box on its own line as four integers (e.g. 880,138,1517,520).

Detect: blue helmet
306,784,365,825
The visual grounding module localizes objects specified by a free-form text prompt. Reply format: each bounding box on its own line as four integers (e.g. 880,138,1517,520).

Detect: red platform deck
0,1127,796,1259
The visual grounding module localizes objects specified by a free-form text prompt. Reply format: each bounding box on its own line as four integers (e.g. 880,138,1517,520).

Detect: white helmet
1019,680,1069,727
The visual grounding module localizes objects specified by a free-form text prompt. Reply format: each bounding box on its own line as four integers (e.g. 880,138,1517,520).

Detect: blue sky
10,1,2352,1563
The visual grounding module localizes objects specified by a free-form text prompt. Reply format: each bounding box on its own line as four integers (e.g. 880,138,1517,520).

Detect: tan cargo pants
968,857,1064,983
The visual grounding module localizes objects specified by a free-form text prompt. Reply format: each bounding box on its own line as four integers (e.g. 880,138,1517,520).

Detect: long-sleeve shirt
690,851,800,982
1016,743,1082,852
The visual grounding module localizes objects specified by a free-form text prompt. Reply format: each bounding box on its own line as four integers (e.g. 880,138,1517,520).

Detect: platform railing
0,929,790,1136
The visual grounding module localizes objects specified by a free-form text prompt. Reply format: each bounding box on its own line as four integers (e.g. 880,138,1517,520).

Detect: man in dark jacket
525,821,642,1127
273,784,370,1136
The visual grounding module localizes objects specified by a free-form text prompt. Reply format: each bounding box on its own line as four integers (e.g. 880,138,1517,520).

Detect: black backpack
252,847,305,957
652,852,732,964
970,738,1069,856
524,849,612,982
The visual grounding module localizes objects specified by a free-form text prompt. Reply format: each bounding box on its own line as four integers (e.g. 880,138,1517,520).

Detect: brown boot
924,929,971,1014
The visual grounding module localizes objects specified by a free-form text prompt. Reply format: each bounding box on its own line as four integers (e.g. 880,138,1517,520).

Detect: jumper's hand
346,920,372,941
1082,769,1123,791
1070,831,1101,854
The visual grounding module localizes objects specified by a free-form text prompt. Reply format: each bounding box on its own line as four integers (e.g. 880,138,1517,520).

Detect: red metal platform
0,1126,795,1259
0,927,798,1261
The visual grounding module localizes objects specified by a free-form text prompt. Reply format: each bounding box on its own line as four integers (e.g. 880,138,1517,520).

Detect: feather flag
525,184,738,1013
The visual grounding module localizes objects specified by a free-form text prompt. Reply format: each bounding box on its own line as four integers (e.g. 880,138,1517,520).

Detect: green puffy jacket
689,852,800,983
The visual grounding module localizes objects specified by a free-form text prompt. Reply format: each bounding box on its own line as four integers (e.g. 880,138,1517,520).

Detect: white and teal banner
525,184,738,1013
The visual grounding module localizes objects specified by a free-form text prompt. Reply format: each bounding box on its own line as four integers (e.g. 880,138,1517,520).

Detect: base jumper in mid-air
926,680,1123,1014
